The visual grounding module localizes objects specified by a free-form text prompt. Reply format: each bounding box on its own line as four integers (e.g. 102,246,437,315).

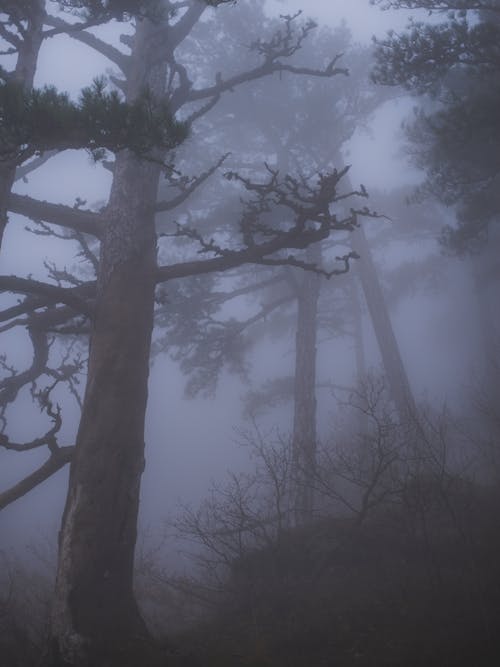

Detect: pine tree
0,2,351,663
371,0,500,252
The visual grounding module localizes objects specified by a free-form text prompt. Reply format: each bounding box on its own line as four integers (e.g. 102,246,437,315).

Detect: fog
1,1,499,665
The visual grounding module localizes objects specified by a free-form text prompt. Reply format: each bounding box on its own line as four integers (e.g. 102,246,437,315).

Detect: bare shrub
135,373,500,661
0,546,54,667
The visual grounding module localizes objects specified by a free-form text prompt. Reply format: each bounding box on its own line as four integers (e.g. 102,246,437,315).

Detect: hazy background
0,0,485,569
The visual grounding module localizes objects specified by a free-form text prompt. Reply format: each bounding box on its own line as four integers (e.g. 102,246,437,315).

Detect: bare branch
0,446,74,511
0,276,95,315
156,225,331,284
0,408,62,453
155,153,230,212
43,16,129,72
14,151,58,182
0,327,49,409
179,13,346,110
8,193,103,238
253,251,360,279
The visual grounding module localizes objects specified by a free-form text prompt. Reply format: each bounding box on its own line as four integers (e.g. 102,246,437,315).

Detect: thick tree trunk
0,0,45,246
292,247,321,525
352,225,417,419
49,238,156,665
48,20,166,666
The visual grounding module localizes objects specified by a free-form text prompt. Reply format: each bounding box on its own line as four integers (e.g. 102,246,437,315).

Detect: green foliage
371,0,499,9
56,0,166,21
372,15,500,93
406,81,500,252
154,275,252,397
55,0,236,22
0,77,188,162
372,3,500,252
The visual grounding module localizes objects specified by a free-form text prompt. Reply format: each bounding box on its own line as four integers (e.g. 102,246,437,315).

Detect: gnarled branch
0,445,74,511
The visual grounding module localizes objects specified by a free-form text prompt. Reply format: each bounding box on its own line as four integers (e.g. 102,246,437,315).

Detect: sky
266,0,414,40
31,0,423,202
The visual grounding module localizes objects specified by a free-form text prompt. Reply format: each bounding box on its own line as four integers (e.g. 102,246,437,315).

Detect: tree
152,22,388,524
372,0,500,422
371,0,500,253
0,2,358,663
0,0,46,246
155,19,423,523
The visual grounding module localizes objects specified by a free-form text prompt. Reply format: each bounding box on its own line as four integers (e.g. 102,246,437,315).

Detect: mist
1,1,499,665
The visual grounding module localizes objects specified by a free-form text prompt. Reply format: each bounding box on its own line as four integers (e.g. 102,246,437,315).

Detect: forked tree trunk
352,224,417,420
0,0,45,247
48,20,166,666
292,246,321,525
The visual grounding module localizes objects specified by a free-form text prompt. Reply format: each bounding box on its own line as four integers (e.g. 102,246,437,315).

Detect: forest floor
2,487,500,666
169,500,500,667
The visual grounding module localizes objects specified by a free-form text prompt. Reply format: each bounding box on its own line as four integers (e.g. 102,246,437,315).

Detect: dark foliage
372,1,500,253
55,0,236,22
0,77,188,162
175,488,500,666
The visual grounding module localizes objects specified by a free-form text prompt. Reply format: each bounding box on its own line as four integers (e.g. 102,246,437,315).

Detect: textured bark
292,247,321,524
0,0,45,247
353,225,417,419
48,19,166,665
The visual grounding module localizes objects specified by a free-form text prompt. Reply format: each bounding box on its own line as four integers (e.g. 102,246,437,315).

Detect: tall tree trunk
48,19,166,665
471,253,500,440
352,224,417,419
0,0,45,246
472,254,499,390
350,273,366,383
292,246,321,525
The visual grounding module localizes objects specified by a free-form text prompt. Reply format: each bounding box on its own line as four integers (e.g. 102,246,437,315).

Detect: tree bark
48,19,167,665
292,246,321,525
352,224,417,419
350,273,366,383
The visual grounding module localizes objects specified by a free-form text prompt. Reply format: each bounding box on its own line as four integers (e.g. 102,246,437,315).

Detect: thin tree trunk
472,255,499,390
292,246,321,525
48,20,166,665
352,224,417,419
0,0,45,247
350,273,366,383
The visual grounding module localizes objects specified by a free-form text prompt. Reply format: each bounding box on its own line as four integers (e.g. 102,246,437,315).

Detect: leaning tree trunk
48,20,166,666
352,224,417,420
349,272,366,383
471,253,499,393
0,0,45,247
292,246,321,525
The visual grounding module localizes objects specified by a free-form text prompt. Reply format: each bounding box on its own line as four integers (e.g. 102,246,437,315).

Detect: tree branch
0,327,48,409
43,15,129,72
184,56,347,107
156,226,332,284
8,193,103,238
0,445,74,511
14,151,58,181
0,276,95,315
155,153,229,212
